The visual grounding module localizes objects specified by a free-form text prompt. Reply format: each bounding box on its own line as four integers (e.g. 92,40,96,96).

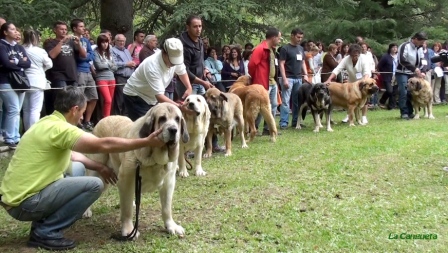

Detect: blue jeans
0,83,25,144
256,84,278,131
192,84,205,95
7,162,103,239
396,73,414,116
279,78,302,127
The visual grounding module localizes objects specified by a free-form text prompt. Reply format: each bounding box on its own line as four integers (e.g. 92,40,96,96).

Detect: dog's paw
313,128,320,133
429,115,435,119
122,222,140,239
413,115,420,120
241,143,248,149
166,222,185,237
203,153,212,158
318,124,324,128
82,208,92,218
178,169,189,178
195,168,207,176
327,128,334,132
295,125,302,130
224,151,232,157
349,123,356,127
358,121,365,126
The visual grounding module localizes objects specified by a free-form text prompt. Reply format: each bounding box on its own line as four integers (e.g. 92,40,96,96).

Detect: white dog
178,95,211,177
84,103,189,239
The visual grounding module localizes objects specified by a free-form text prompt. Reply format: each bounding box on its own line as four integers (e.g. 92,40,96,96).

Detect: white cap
335,39,343,43
164,38,184,65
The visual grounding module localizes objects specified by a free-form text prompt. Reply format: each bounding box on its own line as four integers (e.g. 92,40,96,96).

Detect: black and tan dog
204,88,248,157
407,77,435,119
296,82,333,132
328,78,379,126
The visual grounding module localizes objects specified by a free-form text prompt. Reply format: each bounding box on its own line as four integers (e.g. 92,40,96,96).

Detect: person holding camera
221,47,245,90
396,31,427,120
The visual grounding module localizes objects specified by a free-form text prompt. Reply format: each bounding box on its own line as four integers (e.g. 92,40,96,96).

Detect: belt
0,195,12,211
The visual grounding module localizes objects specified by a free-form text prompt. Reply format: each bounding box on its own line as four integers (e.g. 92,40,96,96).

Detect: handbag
8,71,30,92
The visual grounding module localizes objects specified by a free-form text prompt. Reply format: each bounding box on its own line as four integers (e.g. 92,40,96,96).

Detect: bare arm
178,72,193,99
72,129,164,154
279,60,288,88
71,151,118,184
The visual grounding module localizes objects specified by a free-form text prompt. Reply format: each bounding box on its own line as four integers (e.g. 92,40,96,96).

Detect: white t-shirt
124,50,187,105
332,54,370,83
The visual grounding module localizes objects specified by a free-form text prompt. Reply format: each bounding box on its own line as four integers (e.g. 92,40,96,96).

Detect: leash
184,153,193,171
110,160,142,241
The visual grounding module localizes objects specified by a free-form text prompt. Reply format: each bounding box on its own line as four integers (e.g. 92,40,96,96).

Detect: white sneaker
341,115,349,123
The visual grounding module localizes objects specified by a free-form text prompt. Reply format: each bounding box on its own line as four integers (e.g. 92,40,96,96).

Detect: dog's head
407,77,424,92
311,83,330,100
183,94,211,125
138,103,189,147
358,78,379,95
229,75,252,92
205,87,228,119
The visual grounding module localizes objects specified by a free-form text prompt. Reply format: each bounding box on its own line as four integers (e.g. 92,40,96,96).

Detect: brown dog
407,77,435,119
229,76,277,142
204,87,248,157
328,78,379,126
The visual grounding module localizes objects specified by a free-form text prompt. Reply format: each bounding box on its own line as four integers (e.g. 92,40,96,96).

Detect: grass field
1,107,448,252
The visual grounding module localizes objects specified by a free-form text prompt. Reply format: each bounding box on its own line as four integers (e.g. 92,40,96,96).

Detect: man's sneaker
83,122,95,131
341,116,349,123
5,142,17,150
401,114,410,120
280,125,288,130
28,232,76,251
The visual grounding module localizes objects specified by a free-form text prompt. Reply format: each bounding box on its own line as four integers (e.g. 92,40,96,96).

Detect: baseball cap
335,39,343,43
164,38,184,65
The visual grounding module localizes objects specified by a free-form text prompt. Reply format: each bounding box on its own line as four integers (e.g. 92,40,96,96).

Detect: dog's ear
359,81,367,91
180,117,190,143
416,80,422,91
139,108,155,138
219,92,228,102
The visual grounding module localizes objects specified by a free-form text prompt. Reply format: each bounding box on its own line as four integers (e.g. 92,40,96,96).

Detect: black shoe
83,122,94,132
408,114,415,119
28,232,76,251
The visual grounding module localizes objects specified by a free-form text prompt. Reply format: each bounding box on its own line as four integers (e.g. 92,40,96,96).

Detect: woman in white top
22,30,53,130
324,44,371,124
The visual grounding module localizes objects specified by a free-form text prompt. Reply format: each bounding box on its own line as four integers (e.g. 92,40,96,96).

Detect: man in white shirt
324,44,371,124
123,38,193,121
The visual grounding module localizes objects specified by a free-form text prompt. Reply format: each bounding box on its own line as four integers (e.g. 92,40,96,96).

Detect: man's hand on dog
98,165,118,185
145,128,165,148
178,102,197,115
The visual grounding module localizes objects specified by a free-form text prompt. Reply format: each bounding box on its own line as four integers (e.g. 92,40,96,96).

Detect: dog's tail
260,103,277,142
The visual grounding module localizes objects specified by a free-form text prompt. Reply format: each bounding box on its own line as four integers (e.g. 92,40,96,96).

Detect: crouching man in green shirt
0,86,164,251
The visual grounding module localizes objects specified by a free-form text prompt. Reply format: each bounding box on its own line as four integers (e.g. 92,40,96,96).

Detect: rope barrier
1,70,447,92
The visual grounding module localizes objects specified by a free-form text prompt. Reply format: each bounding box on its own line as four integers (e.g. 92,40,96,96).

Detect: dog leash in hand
110,160,142,241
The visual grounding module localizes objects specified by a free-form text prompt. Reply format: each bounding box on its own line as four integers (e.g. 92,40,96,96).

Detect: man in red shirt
248,28,282,135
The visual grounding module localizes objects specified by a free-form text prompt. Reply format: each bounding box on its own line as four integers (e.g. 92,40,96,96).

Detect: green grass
1,107,448,252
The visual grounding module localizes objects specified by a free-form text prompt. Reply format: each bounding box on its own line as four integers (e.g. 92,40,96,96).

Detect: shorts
77,72,98,101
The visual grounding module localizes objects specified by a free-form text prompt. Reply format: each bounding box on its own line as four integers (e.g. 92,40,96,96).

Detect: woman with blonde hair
22,29,53,130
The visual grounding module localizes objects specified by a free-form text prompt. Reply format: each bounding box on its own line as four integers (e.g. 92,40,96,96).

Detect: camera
431,51,448,66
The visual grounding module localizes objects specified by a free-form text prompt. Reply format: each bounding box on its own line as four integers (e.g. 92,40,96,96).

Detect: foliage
1,108,448,252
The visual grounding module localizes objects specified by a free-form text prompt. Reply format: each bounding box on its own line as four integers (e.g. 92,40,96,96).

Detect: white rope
1,70,447,92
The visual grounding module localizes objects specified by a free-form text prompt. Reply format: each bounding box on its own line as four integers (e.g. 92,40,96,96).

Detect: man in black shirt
44,21,86,115
177,15,224,153
278,28,308,128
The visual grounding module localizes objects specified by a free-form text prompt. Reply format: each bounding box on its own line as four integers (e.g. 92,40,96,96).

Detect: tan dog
229,75,277,142
328,78,379,126
204,87,248,157
407,77,435,119
84,103,189,239
178,95,211,177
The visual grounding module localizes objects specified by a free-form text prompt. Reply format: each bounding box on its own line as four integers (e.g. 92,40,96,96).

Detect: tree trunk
100,0,134,45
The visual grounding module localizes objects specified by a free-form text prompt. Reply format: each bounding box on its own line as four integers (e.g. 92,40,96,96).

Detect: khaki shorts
77,72,99,101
